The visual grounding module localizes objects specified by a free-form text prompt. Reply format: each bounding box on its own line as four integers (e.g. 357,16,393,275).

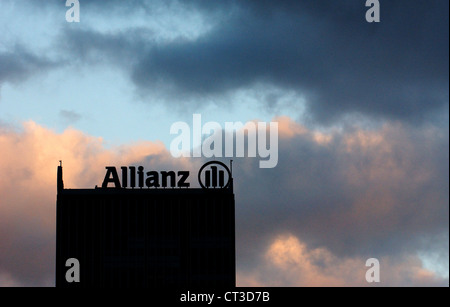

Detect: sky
0,0,448,287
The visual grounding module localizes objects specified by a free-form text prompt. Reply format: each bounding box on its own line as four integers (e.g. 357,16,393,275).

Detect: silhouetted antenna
57,161,64,193
230,160,233,177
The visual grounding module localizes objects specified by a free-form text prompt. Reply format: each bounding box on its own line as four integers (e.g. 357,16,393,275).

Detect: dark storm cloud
132,0,449,122
60,28,148,65
29,0,449,122
0,48,55,87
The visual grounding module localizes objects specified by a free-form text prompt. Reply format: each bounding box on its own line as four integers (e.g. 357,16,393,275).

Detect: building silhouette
56,162,235,288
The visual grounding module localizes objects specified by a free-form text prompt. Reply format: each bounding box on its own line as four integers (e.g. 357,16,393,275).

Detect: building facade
56,163,235,288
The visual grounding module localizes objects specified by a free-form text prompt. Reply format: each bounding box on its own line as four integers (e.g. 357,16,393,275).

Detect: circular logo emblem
198,161,232,189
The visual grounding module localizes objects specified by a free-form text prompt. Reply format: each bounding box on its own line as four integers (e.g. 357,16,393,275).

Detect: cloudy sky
0,0,448,287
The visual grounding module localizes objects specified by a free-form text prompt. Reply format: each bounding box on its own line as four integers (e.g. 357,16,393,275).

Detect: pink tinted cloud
238,234,447,287
0,119,448,287
0,121,171,286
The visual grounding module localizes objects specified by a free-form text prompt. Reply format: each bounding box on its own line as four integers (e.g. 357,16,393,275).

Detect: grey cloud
0,221,54,287
0,47,56,90
50,0,449,123
59,110,82,124
133,0,448,123
0,119,448,286
232,122,449,276
60,28,150,66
